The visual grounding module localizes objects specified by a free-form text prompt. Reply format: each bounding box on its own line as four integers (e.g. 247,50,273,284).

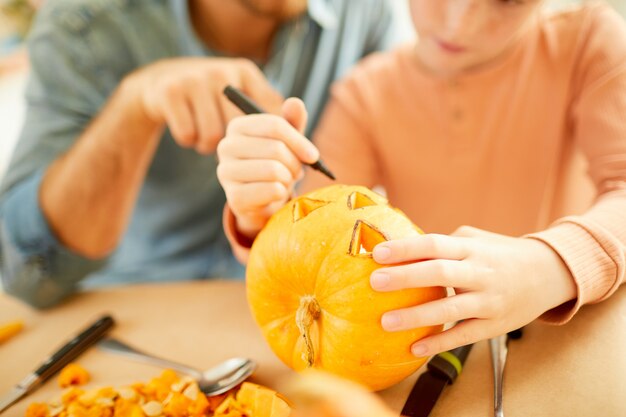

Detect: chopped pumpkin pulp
25,365,291,417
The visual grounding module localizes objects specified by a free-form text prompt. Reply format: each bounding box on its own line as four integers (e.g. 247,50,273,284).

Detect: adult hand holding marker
223,86,336,180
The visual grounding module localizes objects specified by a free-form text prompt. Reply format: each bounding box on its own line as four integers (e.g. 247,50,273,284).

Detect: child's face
410,0,543,76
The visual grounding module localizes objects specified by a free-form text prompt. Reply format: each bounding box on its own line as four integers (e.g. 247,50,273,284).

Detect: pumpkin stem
296,295,321,367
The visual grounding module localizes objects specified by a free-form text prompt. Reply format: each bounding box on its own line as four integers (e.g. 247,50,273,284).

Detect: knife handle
33,315,115,384
507,327,524,340
427,343,473,384
448,343,473,365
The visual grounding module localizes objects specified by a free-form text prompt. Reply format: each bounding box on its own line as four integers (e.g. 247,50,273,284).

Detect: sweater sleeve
527,5,626,324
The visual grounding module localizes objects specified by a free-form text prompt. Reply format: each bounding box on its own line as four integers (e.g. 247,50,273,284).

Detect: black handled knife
401,343,473,417
0,314,115,414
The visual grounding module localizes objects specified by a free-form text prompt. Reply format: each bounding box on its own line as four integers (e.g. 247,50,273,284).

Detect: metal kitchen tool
98,337,256,396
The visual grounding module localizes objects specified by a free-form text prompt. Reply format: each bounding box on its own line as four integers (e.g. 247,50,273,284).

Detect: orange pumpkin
246,185,446,391
235,382,291,417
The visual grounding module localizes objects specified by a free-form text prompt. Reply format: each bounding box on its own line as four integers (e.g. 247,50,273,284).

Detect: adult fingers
191,86,223,155
160,92,197,148
238,59,284,114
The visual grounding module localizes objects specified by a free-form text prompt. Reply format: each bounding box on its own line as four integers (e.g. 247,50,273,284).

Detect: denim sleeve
0,4,110,308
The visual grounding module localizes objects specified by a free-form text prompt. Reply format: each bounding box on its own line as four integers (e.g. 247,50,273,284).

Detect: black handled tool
0,314,115,414
401,343,473,417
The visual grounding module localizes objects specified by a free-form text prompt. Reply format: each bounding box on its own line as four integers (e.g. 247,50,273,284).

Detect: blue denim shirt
0,0,408,308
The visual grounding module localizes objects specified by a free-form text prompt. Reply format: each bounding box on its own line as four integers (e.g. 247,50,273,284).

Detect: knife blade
401,343,473,417
0,314,114,414
490,328,524,417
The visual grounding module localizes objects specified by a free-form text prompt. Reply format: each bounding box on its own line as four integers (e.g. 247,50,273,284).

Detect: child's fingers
225,181,289,211
226,114,319,164
380,294,483,332
282,97,308,134
373,234,469,264
409,319,487,357
217,159,295,188
370,259,486,292
217,136,303,179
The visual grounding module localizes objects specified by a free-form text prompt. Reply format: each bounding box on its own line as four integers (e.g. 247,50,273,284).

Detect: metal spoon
98,337,256,396
489,335,508,417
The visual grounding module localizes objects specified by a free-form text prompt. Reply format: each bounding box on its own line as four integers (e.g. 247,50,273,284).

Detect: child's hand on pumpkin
370,226,577,356
217,98,319,238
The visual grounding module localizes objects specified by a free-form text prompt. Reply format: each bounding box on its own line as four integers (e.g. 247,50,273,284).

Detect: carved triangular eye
293,198,330,222
347,191,377,210
348,220,389,257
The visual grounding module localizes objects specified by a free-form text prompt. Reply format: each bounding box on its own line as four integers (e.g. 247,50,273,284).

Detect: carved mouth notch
347,191,377,210
293,198,330,222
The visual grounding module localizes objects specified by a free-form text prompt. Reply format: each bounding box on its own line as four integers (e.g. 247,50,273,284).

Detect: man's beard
237,0,301,20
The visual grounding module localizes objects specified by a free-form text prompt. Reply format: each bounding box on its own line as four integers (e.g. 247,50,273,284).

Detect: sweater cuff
526,219,624,324
222,204,252,265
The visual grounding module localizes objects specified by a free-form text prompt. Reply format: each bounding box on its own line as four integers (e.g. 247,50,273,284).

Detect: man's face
239,0,308,20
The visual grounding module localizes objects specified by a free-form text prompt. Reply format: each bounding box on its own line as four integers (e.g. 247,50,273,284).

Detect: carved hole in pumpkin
347,191,377,210
349,220,389,257
292,198,330,222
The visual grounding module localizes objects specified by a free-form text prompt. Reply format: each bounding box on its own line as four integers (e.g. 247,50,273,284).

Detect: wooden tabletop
1,280,625,417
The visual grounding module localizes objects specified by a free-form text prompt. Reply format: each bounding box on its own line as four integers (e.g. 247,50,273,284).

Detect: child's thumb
282,97,308,134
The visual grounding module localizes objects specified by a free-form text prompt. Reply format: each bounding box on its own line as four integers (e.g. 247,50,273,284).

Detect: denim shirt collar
307,0,338,29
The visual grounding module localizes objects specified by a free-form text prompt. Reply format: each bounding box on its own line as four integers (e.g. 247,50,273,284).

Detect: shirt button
452,109,463,121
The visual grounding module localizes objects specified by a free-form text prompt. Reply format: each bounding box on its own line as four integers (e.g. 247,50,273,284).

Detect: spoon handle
98,337,203,380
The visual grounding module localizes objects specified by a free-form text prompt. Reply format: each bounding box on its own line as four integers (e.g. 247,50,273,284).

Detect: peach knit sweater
226,3,626,324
